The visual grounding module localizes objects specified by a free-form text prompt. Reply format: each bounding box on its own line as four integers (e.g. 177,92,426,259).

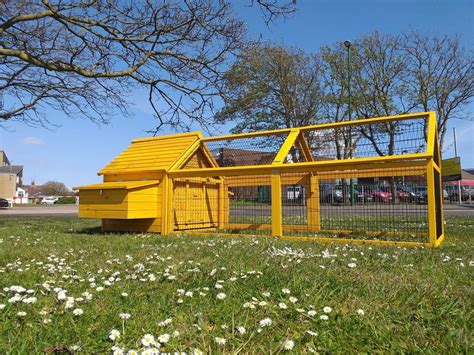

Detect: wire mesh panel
300,116,427,161
225,175,272,235
200,133,288,167
281,173,311,230
280,168,429,243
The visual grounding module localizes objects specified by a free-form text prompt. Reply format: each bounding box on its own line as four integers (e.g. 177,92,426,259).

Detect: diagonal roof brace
272,129,301,165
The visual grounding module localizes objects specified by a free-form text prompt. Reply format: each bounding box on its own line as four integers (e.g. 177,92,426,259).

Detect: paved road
0,205,79,217
0,203,473,217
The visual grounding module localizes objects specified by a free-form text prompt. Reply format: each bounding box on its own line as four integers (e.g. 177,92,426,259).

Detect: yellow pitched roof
98,132,201,175
73,180,160,191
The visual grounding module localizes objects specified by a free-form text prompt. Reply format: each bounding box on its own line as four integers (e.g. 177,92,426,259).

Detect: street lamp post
344,40,355,206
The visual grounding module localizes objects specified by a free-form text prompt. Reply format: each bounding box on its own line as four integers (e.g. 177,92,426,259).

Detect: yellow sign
442,157,461,181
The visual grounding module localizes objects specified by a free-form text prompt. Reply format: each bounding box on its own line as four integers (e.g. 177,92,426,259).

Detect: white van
41,196,60,205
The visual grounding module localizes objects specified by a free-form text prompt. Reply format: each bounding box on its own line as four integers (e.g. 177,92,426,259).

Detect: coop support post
271,171,283,238
167,177,175,234
218,181,226,230
426,160,438,247
161,175,173,235
307,175,321,232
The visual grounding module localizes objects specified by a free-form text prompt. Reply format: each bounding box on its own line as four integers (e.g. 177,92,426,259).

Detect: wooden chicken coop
75,112,444,247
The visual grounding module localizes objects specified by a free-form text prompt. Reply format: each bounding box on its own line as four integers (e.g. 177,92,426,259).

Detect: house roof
0,165,23,175
0,150,10,165
213,147,275,167
462,169,474,180
98,132,202,175
23,184,43,195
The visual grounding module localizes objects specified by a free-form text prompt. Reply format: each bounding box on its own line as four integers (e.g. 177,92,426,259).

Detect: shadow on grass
69,226,104,235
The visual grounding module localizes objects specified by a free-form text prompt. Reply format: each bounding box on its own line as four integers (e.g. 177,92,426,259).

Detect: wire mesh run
168,113,440,246
172,167,430,243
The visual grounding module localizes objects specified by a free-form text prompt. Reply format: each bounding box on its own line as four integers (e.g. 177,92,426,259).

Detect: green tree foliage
216,45,325,133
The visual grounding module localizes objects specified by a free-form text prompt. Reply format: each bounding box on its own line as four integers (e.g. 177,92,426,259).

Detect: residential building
0,150,26,203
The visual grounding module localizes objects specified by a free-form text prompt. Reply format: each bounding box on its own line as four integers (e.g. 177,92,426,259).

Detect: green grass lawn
0,217,472,353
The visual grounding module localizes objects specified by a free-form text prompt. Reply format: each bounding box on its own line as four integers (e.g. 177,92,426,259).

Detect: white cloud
20,136,45,145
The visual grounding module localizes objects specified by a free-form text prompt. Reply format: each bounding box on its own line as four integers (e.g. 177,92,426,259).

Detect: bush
55,196,76,204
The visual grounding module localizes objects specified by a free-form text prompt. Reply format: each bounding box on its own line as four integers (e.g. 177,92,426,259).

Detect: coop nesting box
74,132,225,233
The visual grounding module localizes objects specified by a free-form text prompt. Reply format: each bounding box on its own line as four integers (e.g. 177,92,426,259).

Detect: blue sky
1,0,473,188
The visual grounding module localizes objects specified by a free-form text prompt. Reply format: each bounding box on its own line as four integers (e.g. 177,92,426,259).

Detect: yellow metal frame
167,111,444,248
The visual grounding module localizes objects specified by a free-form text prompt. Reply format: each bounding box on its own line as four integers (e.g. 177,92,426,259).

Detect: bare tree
41,180,69,196
0,0,295,132
404,32,474,149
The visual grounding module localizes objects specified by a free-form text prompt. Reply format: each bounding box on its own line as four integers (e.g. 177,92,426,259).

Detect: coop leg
307,175,321,232
271,172,283,238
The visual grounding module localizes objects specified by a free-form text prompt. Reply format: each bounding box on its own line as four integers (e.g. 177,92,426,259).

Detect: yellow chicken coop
75,112,444,247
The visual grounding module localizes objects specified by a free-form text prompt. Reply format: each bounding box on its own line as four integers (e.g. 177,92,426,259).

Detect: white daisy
214,337,226,345
278,302,288,309
217,293,227,300
283,339,295,350
141,333,155,347
259,317,272,327
323,306,332,313
158,333,170,343
356,309,365,315
237,326,246,334
72,308,83,316
119,313,131,320
289,296,298,303
109,329,121,341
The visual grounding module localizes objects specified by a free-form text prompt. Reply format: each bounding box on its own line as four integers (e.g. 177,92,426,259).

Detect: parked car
448,185,474,201
371,187,392,203
443,188,448,200
41,196,60,205
0,198,9,208
397,186,416,202
354,186,372,203
319,184,343,203
412,187,428,204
